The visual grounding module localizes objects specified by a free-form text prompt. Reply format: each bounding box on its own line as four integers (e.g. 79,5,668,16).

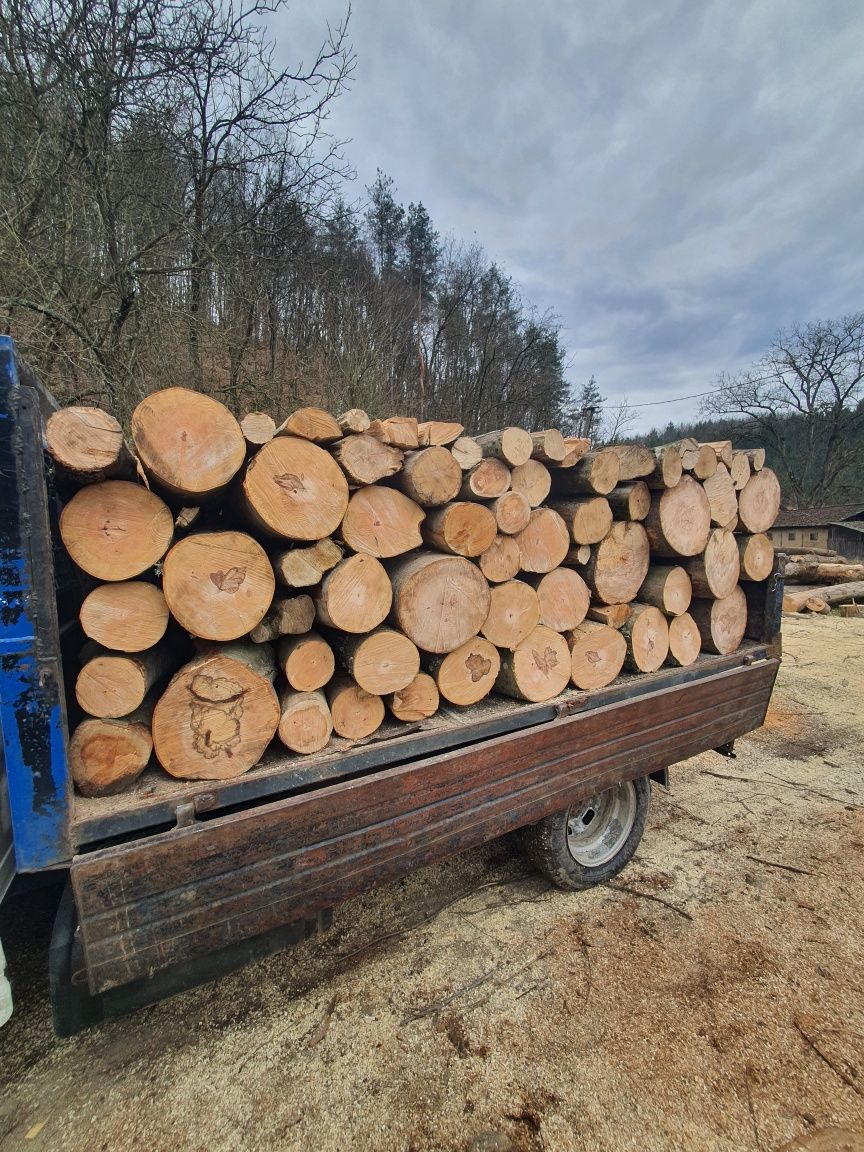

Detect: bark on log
248,594,315,643
566,544,592,565
272,538,344,588
240,412,276,448
737,534,775,582
45,406,134,483
425,637,500,705
608,443,656,480
174,506,202,533
277,687,333,754
131,387,246,499
329,627,420,694
314,554,392,634
703,440,734,468
567,621,626,690
59,480,174,581
583,521,650,604
450,436,483,470
475,427,533,466
702,464,739,528
510,460,552,507
386,673,439,721
393,447,461,506
645,445,683,490
644,476,711,557
492,491,531,535
76,644,173,718
692,444,718,481
331,434,404,486
587,602,633,628
162,530,275,641
783,561,864,584
495,626,571,702
242,436,350,540
548,497,612,545
782,580,864,612
480,580,541,649
326,676,385,740
69,697,155,797
337,409,371,434
685,528,740,599
459,458,511,500
422,502,497,557
529,429,567,463
367,417,419,449
689,587,748,653
277,631,335,692
637,565,692,617
418,420,464,446
276,407,342,443
388,553,491,653
606,483,651,522
730,452,751,491
514,508,570,573
339,486,425,558
667,612,701,667
478,535,521,583
621,604,670,672
556,438,591,468
525,568,590,632
549,449,620,495
737,468,781,534
80,581,169,652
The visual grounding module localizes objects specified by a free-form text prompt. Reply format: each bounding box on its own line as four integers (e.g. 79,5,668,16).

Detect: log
645,445,683,490
692,444,717,481
131,387,246,499
272,538,344,588
422,502,497,557
583,521,650,604
69,698,155,797
529,429,567,463
450,436,483,470
702,464,738,527
567,621,626,690
548,497,612,545
314,554,392,633
277,687,333,754
174,506,202,533
44,406,134,483
838,604,862,618
475,427,533,466
703,440,734,468
606,482,650,522
367,417,419,449
388,553,491,653
783,561,864,584
667,612,701,667
526,568,590,632
337,409,371,434
326,676,385,740
425,637,500,705
162,530,275,641
608,443,656,480
803,597,830,614
152,647,280,779
663,438,699,470
329,627,420,694
480,580,541,649
79,581,169,652
549,449,620,495
478,535,521,583
243,436,350,540
459,458,511,500
277,631,335,692
340,486,424,558
495,626,571,702
276,407,342,443
644,476,711,557
59,480,174,581
741,447,766,471
514,508,570,573
386,672,439,721
621,604,669,672
737,468,781,534
637,565,692,617
76,643,174,719
248,594,315,643
782,580,864,612
737,534,775,582
587,602,633,628
331,434,404,486
392,447,461,506
240,412,276,448
689,587,748,653
418,420,464,446
730,452,751,491
510,459,552,507
492,491,531,535
685,528,740,599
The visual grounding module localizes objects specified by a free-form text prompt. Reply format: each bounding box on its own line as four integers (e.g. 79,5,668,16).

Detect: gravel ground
1,615,863,1152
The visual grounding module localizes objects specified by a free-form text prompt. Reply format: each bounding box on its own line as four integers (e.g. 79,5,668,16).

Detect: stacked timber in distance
49,390,780,796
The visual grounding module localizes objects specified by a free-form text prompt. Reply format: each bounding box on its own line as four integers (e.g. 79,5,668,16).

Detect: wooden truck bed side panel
71,658,778,994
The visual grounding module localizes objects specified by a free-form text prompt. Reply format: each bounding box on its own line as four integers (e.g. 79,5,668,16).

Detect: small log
248,594,315,643
425,637,500,705
783,561,864,584
529,429,567,463
621,604,669,672
549,449,620,495
838,603,862,618
803,597,830,614
131,387,246,499
689,587,748,653
587,602,632,628
80,581,168,652
174,506,202,533
339,486,424,558
240,412,276,448
393,447,461,506
495,626,571,702
525,568,590,632
478,535,521,583
388,552,491,653
272,538,344,588
418,420,464,446
692,444,717,481
59,480,174,581
331,434,404,486
703,440,734,468
44,406,134,483
645,445,683,490
685,528,740,599
243,436,349,540
422,502,497,557
741,447,766,471
730,452,751,491
162,530,275,642
567,621,626,690
337,409,371,434
782,580,864,612
314,555,392,633
492,491,531,535
566,544,592,565
548,497,612,545
76,643,174,719
329,627,420,694
276,406,342,443
386,672,439,721
510,459,552,507
277,687,333,754
606,482,650,522
450,436,483,470
637,565,692,617
738,534,775,582
737,468,781,534
556,437,591,468
475,427,533,466
667,612,701,667
515,508,570,573
480,580,541,649
69,697,155,797
583,521,650,605
326,676,385,740
367,416,419,449
662,437,699,470
608,443,656,480
277,631,335,692
644,476,711,557
702,464,738,527
459,458,511,500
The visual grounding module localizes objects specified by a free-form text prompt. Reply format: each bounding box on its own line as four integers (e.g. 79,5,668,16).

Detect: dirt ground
1,615,863,1152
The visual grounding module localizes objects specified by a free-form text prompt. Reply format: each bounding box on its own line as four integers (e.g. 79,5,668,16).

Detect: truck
0,336,783,1034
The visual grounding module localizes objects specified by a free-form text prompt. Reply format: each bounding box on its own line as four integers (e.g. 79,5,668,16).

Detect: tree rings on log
567,621,626,690
394,447,461,506
737,468,781,534
478,535,521,583
422,502,497,557
276,407,342,443
637,565,692,617
514,508,570,573
388,553,491,653
331,627,420,694
240,412,276,447
331,434,404,486
475,427,533,466
492,491,531,535
621,605,669,672
277,632,335,692
667,612,701,667
459,457,511,500
606,483,651,522
426,637,501,705
686,528,740,599
738,533,775,582
689,587,748,654
548,497,612,545
80,581,169,652
243,435,349,540
327,676,385,740
277,687,333,754
495,626,571,702
584,521,650,604
340,486,425,557
60,480,174,581
69,708,154,797
314,554,392,634
510,459,552,507
386,672,439,721
480,580,541,649
45,406,132,482
527,568,590,632
644,476,711,557
701,464,738,528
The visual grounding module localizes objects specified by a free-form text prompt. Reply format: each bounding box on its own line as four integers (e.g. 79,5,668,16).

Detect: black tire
521,776,651,891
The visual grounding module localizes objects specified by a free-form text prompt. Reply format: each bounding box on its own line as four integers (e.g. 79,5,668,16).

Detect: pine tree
572,376,605,440
365,170,405,274
402,201,440,294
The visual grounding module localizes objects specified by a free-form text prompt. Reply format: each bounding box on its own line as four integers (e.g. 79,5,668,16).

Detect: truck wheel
522,777,650,891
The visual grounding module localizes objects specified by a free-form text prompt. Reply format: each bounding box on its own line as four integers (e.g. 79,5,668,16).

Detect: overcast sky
280,0,864,430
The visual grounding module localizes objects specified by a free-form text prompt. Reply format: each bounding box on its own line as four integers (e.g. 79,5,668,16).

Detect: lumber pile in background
43,397,780,796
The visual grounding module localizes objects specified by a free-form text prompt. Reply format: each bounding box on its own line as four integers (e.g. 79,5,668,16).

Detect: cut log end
492,491,531,535
667,612,701,667
460,457,511,500
584,521,650,605
396,447,461,506
528,568,590,632
645,475,712,558
548,497,612,545
314,554,392,634
422,501,497,557
690,587,748,654
426,637,501,705
387,672,440,721
476,427,533,467
389,553,491,653
277,687,333,754
277,632,335,692
240,412,276,447
327,676,385,740
478,535,521,584
243,435,350,541
622,605,670,672
686,528,741,599
340,486,424,558
331,434,404,487
331,627,420,695
638,565,692,617
515,508,570,573
276,407,342,443
79,581,169,652
45,406,131,481
567,621,626,690
69,713,153,797
495,625,571,702
510,460,552,508
737,468,781,534
480,580,541,649
738,534,775,582
60,480,174,581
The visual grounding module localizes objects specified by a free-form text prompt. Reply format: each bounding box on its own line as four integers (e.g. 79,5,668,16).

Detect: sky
277,0,864,430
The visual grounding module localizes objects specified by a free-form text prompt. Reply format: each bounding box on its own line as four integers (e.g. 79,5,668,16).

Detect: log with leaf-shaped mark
495,625,571,702
242,435,349,540
424,637,500,705
567,621,626,690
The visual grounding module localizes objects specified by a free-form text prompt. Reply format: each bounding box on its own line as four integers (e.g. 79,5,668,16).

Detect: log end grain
277,688,333,754
340,486,425,557
389,553,491,653
530,568,590,632
243,435,350,540
737,468,781,534
327,676,385,740
495,625,571,702
667,612,701,667
515,508,570,573
478,535,521,584
427,637,500,705
567,621,626,690
69,715,153,796
60,480,174,581
315,554,393,634
480,580,541,649
80,581,169,652
387,672,440,721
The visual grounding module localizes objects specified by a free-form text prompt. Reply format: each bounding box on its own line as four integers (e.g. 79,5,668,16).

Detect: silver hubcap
566,782,638,867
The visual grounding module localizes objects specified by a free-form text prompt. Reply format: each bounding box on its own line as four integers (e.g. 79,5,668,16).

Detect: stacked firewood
44,396,781,797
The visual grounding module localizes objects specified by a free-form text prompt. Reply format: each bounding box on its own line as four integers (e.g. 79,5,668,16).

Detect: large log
393,447,461,506
314,554,392,634
567,621,626,690
480,580,541,649
329,627,420,694
492,491,531,535
667,612,701,667
529,429,567,463
702,464,738,528
514,508,570,573
644,476,711,557
526,568,590,632
425,637,500,705
422,502,497,557
510,460,552,507
44,406,134,483
277,631,335,692
331,434,404,486
737,534,775,582
386,672,439,722
272,538,343,588
608,443,656,480
367,417,419,449
737,468,781,534
689,587,748,653
59,480,174,581
495,626,571,702
276,407,342,443
418,420,464,446
606,482,650,522
459,458,511,500
326,676,385,740
243,436,350,540
478,535,521,583
152,646,279,779
685,528,740,599
240,412,276,449
450,436,483,470
620,604,669,672
69,697,155,797
131,387,246,499
475,427,533,466
248,594,315,643
76,644,173,718
337,409,371,434
79,581,169,652
548,497,612,545
645,445,683,490
388,553,491,653
583,521,650,604
162,531,275,641
549,449,620,495
340,486,424,557
637,565,692,617
782,580,864,612
783,561,864,584
277,687,333,754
